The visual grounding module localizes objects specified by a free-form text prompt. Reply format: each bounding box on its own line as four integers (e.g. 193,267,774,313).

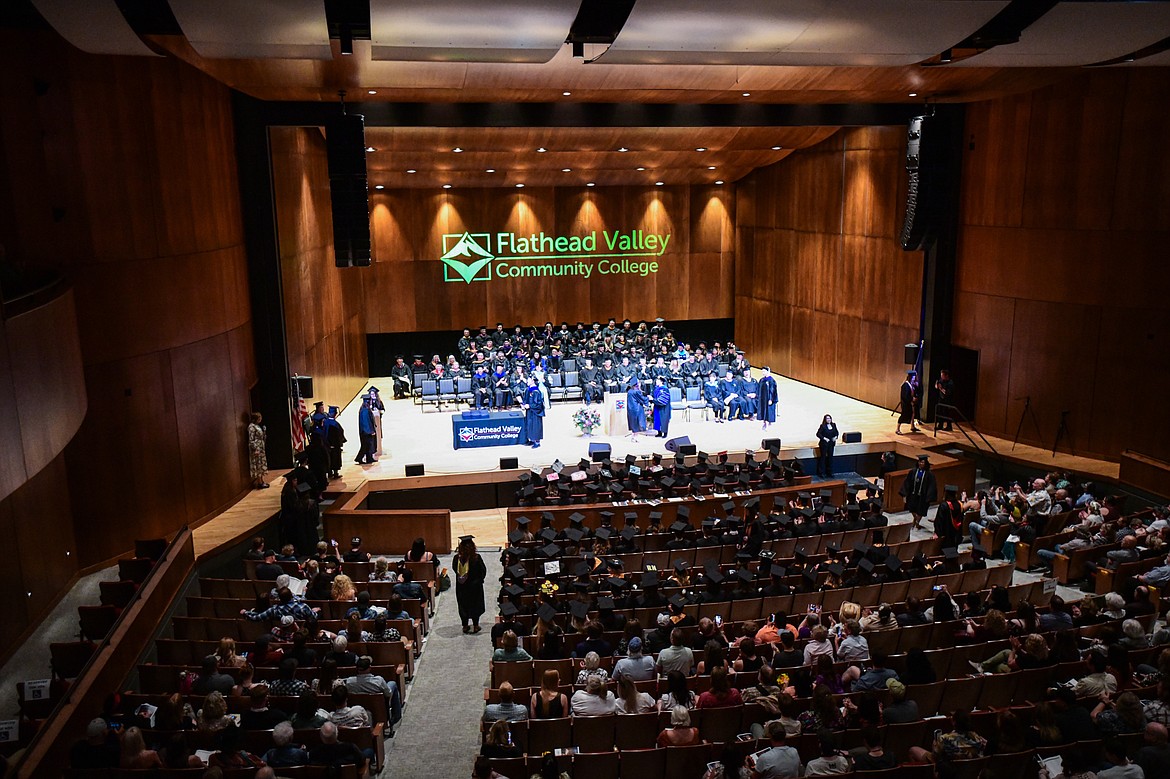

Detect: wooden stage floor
193,375,1120,557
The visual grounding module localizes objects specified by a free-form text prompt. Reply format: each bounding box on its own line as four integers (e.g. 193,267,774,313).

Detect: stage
191,372,1121,558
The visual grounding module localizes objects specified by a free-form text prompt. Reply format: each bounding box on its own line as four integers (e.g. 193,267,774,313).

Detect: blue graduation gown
626,387,649,432
758,375,778,423
525,387,545,442
652,385,672,435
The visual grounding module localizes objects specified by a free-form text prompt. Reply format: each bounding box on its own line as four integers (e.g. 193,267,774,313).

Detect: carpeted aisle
384,550,503,778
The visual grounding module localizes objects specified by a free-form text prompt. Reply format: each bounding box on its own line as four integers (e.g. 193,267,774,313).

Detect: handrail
15,528,196,779
937,403,1007,482
0,273,66,319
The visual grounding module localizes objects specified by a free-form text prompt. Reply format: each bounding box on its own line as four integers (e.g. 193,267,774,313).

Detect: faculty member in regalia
758,367,778,430
626,376,650,441
652,376,672,438
523,376,545,449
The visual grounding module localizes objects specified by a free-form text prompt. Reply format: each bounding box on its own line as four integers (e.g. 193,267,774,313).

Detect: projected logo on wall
439,229,671,284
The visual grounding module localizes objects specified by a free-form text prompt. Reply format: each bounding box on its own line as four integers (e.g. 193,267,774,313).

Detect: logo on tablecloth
458,427,477,442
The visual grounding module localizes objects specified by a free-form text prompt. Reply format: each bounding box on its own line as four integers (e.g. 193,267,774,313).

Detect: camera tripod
1012,395,1044,451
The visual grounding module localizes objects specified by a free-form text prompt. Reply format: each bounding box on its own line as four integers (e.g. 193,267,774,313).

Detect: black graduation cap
759,549,776,561
508,530,527,544
852,543,870,557
668,594,687,611
557,483,572,495
697,451,710,462
798,491,812,501
819,489,833,499
599,510,615,524
660,477,676,490
539,543,561,558
607,482,623,494
744,497,760,510
571,581,591,593
564,528,585,544
648,511,663,522
677,507,691,520
705,568,725,585
820,503,837,514
606,557,623,570
770,564,788,578
606,577,628,591
522,485,537,498
597,596,615,611
776,515,792,528
457,534,474,543
800,508,816,520
673,559,689,573
669,521,688,534
701,519,717,530
503,584,525,598
573,561,592,578
912,553,929,568
519,473,533,484
507,564,528,580
886,557,903,573
916,454,930,463
624,454,637,464
585,483,601,496
568,512,585,525
828,563,845,578
515,515,531,527
737,568,755,584
620,527,637,542
944,484,959,494
538,528,557,543
537,603,557,624
793,547,809,560
942,547,959,560
845,504,861,513
542,511,556,523
735,550,752,563
641,572,659,588
802,569,817,582
858,558,875,574
296,482,312,494
594,527,612,541
499,601,520,617
768,446,780,458
578,458,591,470
623,512,638,524
505,547,525,560
721,501,737,513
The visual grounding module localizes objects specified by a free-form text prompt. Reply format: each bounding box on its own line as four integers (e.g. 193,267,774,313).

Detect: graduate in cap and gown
652,375,672,438
454,535,487,634
758,367,778,430
523,376,545,448
626,376,650,440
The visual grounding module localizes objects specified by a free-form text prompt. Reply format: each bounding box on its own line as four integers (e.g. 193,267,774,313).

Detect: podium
602,394,629,436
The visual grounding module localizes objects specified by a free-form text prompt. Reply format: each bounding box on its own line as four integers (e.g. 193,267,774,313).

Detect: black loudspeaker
899,114,943,251
679,444,697,456
842,432,862,444
589,443,611,462
404,463,425,477
664,436,692,453
499,457,519,470
904,343,920,366
326,113,371,267
761,438,782,451
291,376,314,398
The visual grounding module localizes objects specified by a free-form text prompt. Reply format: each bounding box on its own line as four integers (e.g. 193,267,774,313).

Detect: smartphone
714,615,723,627
932,585,943,591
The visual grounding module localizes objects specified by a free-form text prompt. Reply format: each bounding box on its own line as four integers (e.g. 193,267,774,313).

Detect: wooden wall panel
952,69,1170,462
272,127,369,410
0,30,256,567
365,184,734,332
735,127,923,412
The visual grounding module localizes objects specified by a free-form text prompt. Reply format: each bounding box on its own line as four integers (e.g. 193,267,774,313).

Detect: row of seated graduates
507,485,889,563
478,610,1163,776
453,317,739,376
516,447,811,506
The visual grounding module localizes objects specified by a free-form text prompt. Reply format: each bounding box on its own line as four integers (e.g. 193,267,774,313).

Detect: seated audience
657,705,701,747
571,674,617,716
484,681,529,723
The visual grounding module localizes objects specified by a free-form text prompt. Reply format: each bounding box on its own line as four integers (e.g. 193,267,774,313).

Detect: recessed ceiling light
707,166,716,170
617,147,629,152
374,184,384,190
406,169,417,174
365,146,376,152
562,168,571,172
908,92,917,97
771,146,782,150
367,90,377,95
516,183,525,188
562,91,572,96
715,180,724,185
655,181,664,186
636,167,646,171
485,168,495,173
442,184,452,189
452,147,463,153
695,147,707,152
536,147,547,153
586,182,595,187
742,92,751,97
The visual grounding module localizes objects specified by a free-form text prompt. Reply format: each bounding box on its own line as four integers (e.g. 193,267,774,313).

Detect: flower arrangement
573,406,601,435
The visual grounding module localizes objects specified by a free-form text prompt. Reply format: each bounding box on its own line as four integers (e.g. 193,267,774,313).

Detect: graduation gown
525,386,545,442
652,384,672,436
455,552,487,624
899,467,938,515
626,386,649,432
758,375,778,423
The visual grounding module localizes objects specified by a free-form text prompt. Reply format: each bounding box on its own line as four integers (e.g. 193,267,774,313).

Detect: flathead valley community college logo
440,232,495,284
439,227,672,284
458,427,477,442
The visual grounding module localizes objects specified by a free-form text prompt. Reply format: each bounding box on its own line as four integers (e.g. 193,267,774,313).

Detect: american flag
290,377,308,453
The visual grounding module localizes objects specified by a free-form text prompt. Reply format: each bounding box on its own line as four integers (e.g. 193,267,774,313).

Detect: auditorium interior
0,1,1169,777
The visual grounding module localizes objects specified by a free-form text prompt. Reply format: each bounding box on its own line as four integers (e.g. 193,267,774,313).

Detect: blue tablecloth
452,410,527,449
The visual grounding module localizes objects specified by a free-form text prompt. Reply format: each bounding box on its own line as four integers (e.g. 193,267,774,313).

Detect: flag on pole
290,377,308,453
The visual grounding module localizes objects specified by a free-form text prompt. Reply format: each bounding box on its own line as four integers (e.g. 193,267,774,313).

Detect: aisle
386,551,503,778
